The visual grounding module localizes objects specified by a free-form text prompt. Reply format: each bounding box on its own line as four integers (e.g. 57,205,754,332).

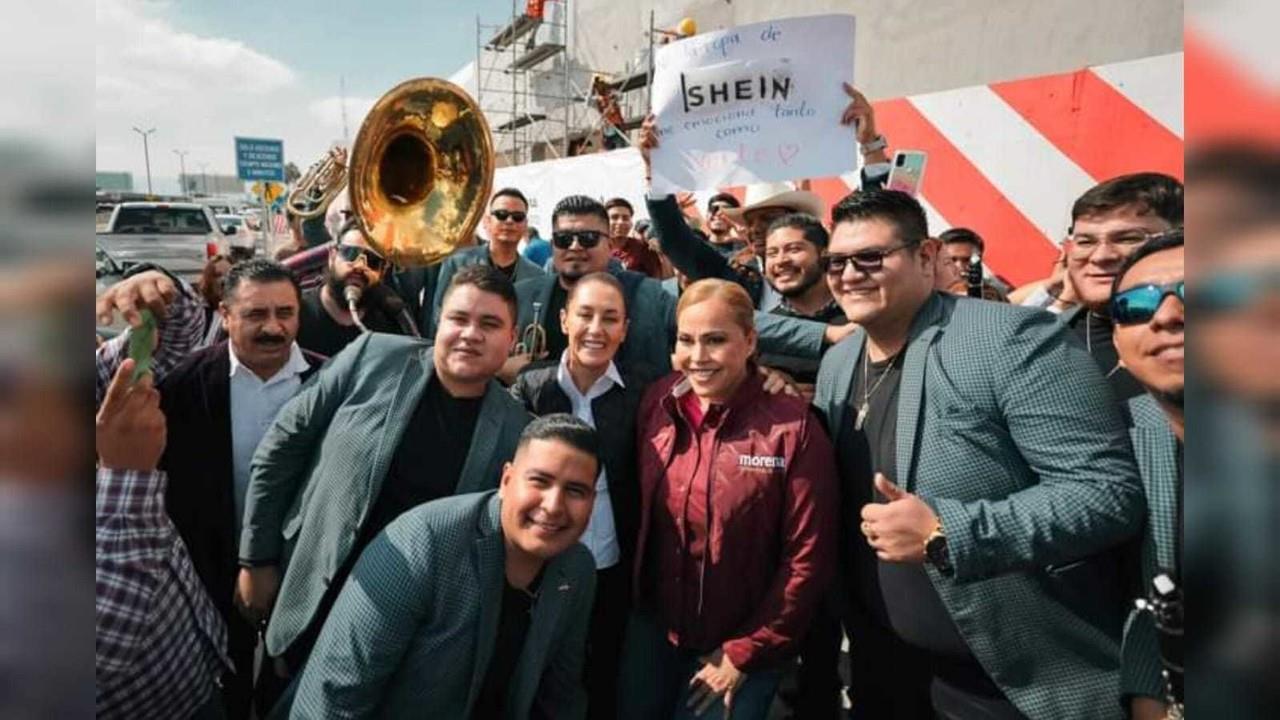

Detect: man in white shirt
510,272,645,720
155,258,324,718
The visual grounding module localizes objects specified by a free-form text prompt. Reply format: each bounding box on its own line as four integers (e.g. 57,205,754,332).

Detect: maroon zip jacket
632,370,838,672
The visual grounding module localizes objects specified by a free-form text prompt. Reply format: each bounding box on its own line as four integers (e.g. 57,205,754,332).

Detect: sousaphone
348,77,494,267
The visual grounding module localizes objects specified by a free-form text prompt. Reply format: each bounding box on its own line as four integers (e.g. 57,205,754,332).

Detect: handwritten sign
650,15,856,193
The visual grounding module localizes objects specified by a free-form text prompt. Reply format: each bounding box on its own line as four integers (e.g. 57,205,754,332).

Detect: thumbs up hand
859,473,939,563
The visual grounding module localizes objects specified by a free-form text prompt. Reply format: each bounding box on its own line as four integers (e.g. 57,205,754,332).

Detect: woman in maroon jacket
618,279,838,720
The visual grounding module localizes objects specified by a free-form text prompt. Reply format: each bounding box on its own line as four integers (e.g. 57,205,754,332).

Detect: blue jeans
618,610,782,720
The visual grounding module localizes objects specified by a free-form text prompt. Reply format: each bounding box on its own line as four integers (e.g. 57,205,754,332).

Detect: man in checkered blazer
813,190,1145,719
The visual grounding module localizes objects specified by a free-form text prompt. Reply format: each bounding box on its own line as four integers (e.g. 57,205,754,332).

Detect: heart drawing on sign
778,143,800,165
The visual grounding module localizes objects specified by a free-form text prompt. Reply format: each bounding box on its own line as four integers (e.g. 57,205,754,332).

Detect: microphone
343,284,370,333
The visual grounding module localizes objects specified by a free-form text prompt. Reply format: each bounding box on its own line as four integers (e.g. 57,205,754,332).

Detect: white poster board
649,14,857,193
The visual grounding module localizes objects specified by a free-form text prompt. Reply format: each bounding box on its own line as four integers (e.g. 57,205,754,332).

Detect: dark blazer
432,244,545,332
158,341,324,633
510,361,643,576
813,292,1145,719
1120,394,1180,704
239,332,532,658
283,492,594,719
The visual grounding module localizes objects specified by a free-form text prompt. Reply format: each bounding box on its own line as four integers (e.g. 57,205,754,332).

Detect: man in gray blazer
503,195,852,385
283,415,600,719
237,265,533,674
428,188,545,338
812,190,1145,719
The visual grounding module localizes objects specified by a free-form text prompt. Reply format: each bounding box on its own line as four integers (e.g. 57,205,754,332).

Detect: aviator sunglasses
1109,281,1184,325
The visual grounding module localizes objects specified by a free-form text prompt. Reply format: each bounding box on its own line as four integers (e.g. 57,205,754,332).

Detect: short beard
326,272,371,310
1152,386,1184,411
775,268,821,299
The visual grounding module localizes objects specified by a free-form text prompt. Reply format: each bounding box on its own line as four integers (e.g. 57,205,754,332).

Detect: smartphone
886,150,928,197
128,309,157,383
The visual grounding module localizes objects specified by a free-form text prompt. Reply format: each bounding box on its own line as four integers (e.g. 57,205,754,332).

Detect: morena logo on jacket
737,454,787,470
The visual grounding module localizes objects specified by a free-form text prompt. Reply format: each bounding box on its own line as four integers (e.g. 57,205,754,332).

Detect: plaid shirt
95,275,208,408
96,468,229,719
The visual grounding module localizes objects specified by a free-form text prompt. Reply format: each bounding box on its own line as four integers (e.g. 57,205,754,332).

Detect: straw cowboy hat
720,181,825,223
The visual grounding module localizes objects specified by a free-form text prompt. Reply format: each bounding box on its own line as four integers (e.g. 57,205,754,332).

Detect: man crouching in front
279,414,600,719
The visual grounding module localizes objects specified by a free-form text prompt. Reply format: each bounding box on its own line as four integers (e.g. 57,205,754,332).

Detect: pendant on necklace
855,403,869,431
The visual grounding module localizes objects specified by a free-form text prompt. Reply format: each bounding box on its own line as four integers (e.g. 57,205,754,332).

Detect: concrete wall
569,0,1182,100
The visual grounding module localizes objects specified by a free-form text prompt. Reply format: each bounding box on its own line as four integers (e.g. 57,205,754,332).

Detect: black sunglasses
821,243,912,275
552,229,605,250
336,244,387,272
491,209,527,223
1110,281,1184,325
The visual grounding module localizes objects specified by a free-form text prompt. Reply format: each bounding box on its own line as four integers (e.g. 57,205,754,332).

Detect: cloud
96,0,340,193
307,96,378,139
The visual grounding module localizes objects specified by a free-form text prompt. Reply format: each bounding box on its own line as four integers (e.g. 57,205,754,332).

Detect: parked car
216,213,262,258
96,201,230,279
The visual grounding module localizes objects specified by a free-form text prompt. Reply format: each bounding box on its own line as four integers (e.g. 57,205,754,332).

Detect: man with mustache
236,265,532,681
145,259,324,718
1060,173,1182,402
758,213,848,390
296,220,408,358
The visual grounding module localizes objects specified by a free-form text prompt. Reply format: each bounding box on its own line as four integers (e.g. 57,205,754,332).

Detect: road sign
252,181,286,204
235,137,285,182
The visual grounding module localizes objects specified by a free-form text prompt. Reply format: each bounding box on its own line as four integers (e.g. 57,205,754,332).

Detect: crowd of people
95,82,1187,720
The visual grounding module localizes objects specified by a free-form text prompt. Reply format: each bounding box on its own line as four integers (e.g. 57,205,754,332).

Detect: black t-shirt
541,281,570,360
361,378,483,547
290,379,483,669
472,574,541,720
851,351,1021,714
1071,309,1145,403
494,259,517,281
297,286,403,359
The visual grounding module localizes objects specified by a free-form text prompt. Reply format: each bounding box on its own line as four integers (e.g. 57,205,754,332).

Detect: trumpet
287,148,347,219
515,301,548,357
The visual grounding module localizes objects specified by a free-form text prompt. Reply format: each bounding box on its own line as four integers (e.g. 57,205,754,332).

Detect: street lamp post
131,126,157,195
173,149,189,197
198,163,209,195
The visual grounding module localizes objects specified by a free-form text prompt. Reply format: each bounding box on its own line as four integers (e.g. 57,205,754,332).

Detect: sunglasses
821,243,912,275
1197,268,1280,314
336,244,387,272
491,209,527,223
551,229,605,250
708,202,736,215
1110,281,1184,325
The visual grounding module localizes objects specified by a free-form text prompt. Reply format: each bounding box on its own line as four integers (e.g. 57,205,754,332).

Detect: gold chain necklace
855,348,900,431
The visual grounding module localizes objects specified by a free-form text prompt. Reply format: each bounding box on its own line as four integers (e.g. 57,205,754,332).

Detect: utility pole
198,162,209,195
340,75,350,146
173,148,189,196
131,126,157,195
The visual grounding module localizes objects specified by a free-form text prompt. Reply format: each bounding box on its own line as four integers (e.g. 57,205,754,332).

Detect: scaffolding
475,3,665,164
475,0,578,166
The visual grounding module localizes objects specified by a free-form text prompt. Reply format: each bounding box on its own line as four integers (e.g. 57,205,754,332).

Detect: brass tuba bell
348,77,494,268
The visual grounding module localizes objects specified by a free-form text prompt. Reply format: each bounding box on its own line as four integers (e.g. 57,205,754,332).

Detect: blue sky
97,0,517,193
169,0,514,101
